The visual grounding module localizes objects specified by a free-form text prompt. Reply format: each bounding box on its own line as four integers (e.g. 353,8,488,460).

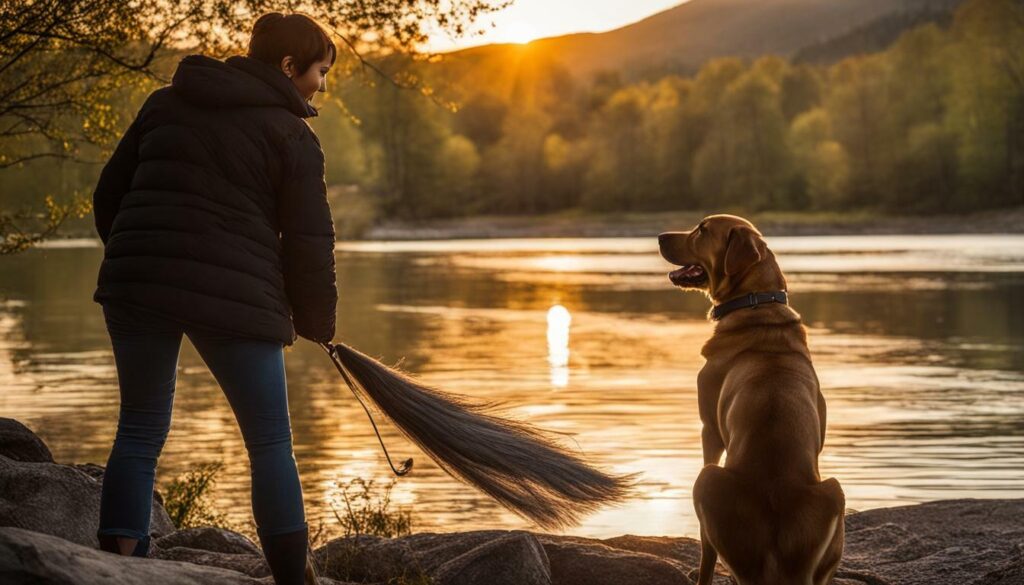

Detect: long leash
318,341,413,476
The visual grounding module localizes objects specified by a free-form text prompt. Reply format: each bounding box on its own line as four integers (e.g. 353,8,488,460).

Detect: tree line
317,0,1023,220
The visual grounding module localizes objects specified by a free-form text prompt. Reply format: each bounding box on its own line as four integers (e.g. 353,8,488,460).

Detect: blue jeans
97,301,307,542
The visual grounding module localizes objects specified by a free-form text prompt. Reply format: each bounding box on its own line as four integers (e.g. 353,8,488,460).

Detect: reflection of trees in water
794,280,1024,370
0,247,121,465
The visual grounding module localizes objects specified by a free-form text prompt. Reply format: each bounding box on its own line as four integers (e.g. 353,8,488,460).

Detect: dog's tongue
669,264,704,283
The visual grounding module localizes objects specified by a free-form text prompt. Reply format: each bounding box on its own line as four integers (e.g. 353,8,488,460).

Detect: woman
91,12,337,585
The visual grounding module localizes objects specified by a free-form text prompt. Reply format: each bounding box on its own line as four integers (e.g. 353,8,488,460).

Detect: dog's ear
724,226,765,276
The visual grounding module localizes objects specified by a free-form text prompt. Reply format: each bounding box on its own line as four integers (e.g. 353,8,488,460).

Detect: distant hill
793,7,956,64
443,0,964,79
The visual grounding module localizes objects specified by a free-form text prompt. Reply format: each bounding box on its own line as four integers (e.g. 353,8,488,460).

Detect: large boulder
0,419,174,549
151,545,268,577
0,454,175,549
154,526,262,555
432,531,551,585
536,534,692,585
150,526,268,577
973,552,1024,585
841,499,1024,585
313,533,411,581
0,526,265,585
313,530,551,585
600,534,704,566
0,418,53,463
0,526,360,585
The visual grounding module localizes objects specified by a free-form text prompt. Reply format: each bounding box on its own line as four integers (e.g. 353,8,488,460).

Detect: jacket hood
171,54,318,118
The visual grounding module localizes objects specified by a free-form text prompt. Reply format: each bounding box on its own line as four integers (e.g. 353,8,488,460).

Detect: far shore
361,207,1024,240
48,206,1024,244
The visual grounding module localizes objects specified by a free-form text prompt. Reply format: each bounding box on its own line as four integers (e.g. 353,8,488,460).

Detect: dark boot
97,532,151,557
258,524,309,585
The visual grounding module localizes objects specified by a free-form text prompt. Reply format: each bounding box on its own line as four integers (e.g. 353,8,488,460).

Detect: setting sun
424,0,685,52
501,20,541,44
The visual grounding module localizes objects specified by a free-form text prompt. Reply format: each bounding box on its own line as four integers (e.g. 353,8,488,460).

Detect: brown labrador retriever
658,214,845,585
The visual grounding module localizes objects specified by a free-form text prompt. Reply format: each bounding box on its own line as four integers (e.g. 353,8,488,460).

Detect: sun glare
502,21,541,45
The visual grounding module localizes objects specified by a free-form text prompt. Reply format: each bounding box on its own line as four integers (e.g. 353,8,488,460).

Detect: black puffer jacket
92,54,337,346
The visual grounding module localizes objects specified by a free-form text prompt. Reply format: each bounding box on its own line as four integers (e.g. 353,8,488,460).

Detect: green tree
541,132,585,210
945,0,1024,208
0,0,511,252
780,64,823,121
342,63,454,219
824,55,896,207
893,123,959,211
453,92,508,148
693,68,794,209
581,84,654,211
480,108,551,214
788,108,850,209
312,101,371,186
660,77,708,209
435,134,481,215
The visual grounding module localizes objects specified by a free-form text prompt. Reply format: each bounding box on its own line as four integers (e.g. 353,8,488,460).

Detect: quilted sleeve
278,125,338,343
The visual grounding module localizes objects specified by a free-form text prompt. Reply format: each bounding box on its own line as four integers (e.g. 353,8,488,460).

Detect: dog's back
700,315,845,584
715,346,823,480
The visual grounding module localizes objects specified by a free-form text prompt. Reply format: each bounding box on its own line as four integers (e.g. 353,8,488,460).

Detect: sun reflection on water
547,304,571,388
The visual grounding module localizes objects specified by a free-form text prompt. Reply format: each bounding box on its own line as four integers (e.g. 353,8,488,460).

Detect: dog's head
658,214,785,303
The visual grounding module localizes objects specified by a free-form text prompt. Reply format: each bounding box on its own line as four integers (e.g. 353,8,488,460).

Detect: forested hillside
314,0,1022,219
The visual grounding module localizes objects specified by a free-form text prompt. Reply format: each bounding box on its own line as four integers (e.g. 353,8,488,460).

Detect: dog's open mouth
668,264,708,287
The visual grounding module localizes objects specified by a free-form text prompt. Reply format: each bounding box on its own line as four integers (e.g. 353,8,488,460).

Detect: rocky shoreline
2,417,1021,585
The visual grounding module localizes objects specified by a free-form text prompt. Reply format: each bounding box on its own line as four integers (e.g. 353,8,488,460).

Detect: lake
1,234,1022,539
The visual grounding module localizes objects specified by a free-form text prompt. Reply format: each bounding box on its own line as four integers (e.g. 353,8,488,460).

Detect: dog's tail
326,341,636,530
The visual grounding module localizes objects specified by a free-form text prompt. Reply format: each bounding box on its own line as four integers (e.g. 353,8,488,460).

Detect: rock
973,551,1024,585
0,526,265,584
0,454,175,549
537,534,691,585
432,531,551,585
600,534,703,567
840,499,1024,585
150,527,268,577
154,526,262,555
314,530,552,585
0,418,53,463
152,545,268,577
314,533,412,582
73,462,107,480
844,521,927,564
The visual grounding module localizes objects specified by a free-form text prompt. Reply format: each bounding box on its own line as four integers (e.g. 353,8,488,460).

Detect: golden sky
425,0,688,52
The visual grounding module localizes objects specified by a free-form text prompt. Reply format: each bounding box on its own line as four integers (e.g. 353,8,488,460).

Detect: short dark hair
247,12,337,76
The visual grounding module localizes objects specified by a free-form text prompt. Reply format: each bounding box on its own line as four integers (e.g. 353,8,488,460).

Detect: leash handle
318,341,413,477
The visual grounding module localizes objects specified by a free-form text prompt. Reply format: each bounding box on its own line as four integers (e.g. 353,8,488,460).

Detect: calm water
1,234,1022,539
